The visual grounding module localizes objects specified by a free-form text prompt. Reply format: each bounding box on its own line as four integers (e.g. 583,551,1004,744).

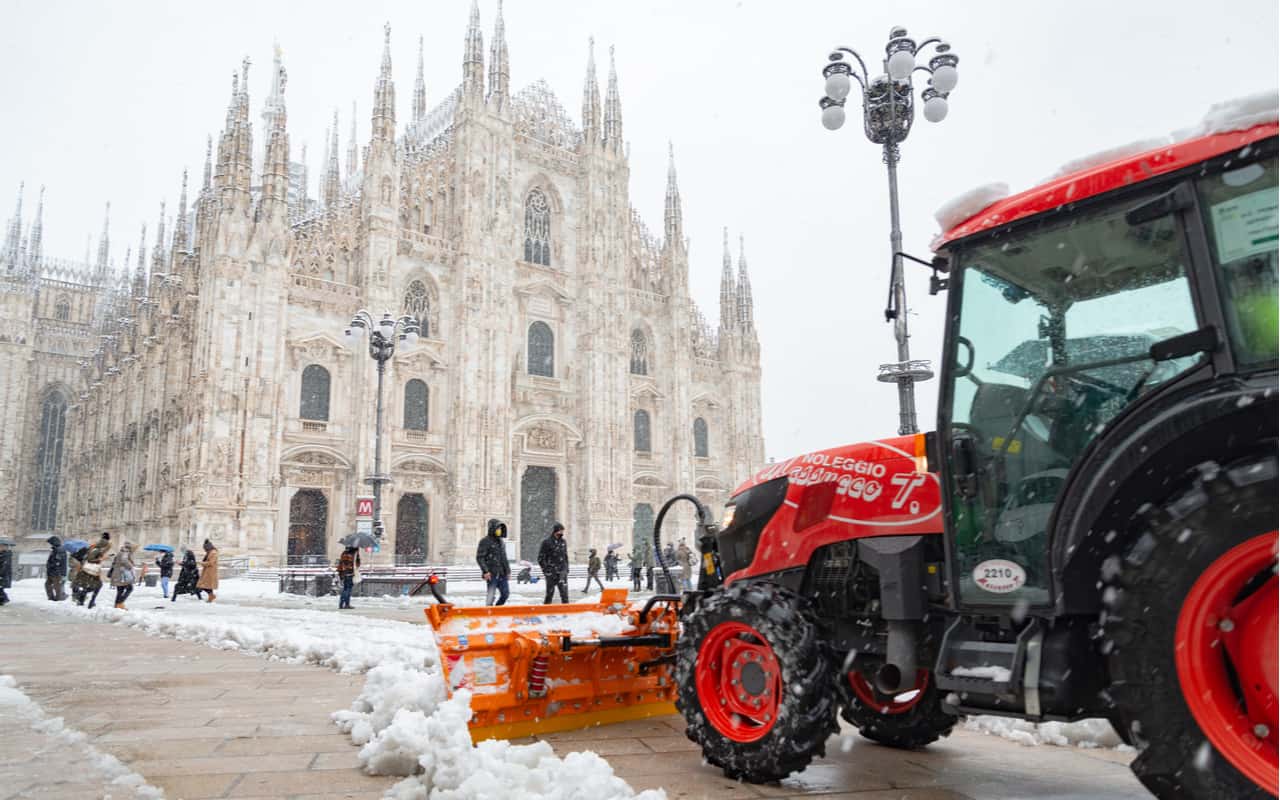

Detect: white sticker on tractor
472,655,498,685
973,559,1026,594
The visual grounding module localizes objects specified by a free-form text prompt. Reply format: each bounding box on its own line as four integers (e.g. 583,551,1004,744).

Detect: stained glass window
404,379,429,431
630,329,649,375
524,189,551,266
403,280,430,338
528,321,554,377
30,391,67,530
634,409,652,453
694,417,709,457
300,364,331,421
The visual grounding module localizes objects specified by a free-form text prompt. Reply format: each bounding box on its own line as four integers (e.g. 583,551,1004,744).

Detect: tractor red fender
727,433,943,585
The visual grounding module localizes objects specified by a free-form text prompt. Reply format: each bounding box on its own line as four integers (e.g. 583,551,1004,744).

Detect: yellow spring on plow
424,588,680,741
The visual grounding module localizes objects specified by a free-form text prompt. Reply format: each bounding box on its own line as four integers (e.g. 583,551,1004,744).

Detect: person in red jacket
336,545,360,610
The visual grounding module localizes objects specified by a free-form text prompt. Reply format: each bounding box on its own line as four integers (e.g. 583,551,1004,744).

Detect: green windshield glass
948,192,1200,606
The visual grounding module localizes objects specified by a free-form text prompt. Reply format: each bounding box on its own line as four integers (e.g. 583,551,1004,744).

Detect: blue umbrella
143,544,174,553
62,539,89,552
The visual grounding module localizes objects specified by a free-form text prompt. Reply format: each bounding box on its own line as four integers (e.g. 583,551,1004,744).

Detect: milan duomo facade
0,5,764,567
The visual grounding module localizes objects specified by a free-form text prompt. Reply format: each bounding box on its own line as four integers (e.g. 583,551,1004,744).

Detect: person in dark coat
629,547,643,591
476,519,510,606
155,551,174,598
73,533,111,608
0,541,12,606
46,536,68,601
603,550,619,581
335,546,360,609
537,522,569,604
584,549,605,594
171,550,201,601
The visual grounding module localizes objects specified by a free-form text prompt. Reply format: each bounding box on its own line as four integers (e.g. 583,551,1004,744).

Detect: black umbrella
340,531,378,549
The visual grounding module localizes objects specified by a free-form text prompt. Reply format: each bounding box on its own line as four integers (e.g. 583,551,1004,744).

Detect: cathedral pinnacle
152,200,167,276
371,24,396,144
664,141,682,246
323,108,341,207
463,0,485,97
347,100,358,177
581,37,601,144
94,202,111,281
202,135,213,191
133,222,147,299
737,234,754,331
413,35,427,123
719,226,737,331
28,185,44,269
2,182,24,271
487,0,509,107
604,45,623,150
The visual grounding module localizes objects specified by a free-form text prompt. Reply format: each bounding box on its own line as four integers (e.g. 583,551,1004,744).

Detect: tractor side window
1197,155,1279,367
947,194,1199,607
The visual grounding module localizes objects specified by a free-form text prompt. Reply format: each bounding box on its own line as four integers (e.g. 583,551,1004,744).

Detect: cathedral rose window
524,189,551,266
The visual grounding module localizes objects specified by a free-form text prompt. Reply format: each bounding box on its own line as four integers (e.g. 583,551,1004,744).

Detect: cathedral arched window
404,379,429,431
524,189,551,266
300,365,331,421
54,296,71,322
403,280,431,338
528,321,554,377
634,409,652,453
694,417,709,458
630,329,650,376
30,390,67,531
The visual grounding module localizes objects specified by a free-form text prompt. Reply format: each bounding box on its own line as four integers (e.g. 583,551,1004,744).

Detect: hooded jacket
46,537,68,578
108,544,136,587
537,532,569,578
476,519,510,578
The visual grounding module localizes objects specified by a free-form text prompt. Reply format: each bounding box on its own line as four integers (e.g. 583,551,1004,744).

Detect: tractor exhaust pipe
875,620,919,694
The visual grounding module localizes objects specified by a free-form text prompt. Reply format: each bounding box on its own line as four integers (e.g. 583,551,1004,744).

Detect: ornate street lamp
343,310,421,540
818,27,959,435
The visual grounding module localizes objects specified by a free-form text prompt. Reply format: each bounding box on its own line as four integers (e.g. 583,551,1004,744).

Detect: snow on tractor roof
932,90,1279,251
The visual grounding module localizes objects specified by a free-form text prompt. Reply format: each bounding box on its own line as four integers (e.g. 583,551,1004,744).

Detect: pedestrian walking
45,536,68,601
604,550,619,581
476,519,511,606
0,540,12,606
629,547,643,591
155,551,174,598
73,533,111,608
583,549,605,594
677,541,696,591
196,539,219,603
537,522,569,604
171,550,201,601
662,542,677,570
335,545,360,609
107,542,138,610
644,547,654,591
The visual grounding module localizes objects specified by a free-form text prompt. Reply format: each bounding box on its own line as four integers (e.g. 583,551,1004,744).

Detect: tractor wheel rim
848,669,930,715
1175,531,1278,794
696,621,781,743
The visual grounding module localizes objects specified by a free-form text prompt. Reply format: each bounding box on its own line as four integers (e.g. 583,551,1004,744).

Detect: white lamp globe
923,95,949,122
887,49,915,81
824,72,852,101
932,64,958,93
405,329,420,345
821,104,847,131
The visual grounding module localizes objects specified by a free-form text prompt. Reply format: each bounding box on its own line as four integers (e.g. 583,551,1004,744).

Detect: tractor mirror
1150,326,1218,362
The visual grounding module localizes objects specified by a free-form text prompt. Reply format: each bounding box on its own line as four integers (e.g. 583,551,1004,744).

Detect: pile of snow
964,715,1130,751
1179,89,1279,139
0,675,164,799
933,182,1010,233
1048,137,1173,180
435,609,636,638
949,665,1013,682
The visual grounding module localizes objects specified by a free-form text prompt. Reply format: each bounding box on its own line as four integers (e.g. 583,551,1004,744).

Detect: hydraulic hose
652,493,709,593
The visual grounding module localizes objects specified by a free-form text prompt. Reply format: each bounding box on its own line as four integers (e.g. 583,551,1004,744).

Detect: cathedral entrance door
519,466,557,562
633,503,655,558
395,494,429,565
288,489,328,565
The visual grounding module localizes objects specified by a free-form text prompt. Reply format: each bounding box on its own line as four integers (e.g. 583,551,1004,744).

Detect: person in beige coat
196,539,219,602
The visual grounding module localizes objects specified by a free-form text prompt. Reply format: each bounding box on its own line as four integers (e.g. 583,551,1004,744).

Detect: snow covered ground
0,674,164,799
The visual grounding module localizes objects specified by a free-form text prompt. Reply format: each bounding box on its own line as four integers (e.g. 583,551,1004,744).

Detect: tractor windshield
945,191,1202,607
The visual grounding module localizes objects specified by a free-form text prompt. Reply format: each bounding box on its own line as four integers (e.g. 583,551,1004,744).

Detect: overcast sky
1,0,1276,461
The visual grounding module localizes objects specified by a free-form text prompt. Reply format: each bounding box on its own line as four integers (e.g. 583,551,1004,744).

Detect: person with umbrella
603,547,618,582
335,544,360,610
0,537,13,606
537,522,569,604
45,536,68,601
196,539,218,603
476,519,511,606
146,545,175,598
171,550,201,601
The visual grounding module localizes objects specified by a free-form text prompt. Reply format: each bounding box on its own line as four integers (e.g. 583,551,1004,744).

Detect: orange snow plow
424,589,680,741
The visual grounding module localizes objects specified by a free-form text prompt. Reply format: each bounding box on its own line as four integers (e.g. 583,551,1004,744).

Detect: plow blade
425,589,679,741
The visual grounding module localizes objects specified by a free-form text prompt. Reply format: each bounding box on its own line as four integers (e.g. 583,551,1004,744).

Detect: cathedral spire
347,100,358,176
604,45,623,151
487,0,509,107
133,222,147,299
262,48,291,214
664,141,682,246
295,142,309,216
152,201,167,275
581,37,601,145
323,108,341,207
413,35,427,123
202,135,213,192
719,227,736,331
737,235,754,331
216,59,253,197
463,0,485,98
371,23,396,144
2,182,23,269
258,42,287,180
173,170,190,251
94,202,111,281
27,185,44,269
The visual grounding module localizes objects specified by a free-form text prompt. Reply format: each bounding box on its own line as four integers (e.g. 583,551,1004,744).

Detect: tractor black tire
675,581,838,783
837,668,957,749
1104,453,1277,800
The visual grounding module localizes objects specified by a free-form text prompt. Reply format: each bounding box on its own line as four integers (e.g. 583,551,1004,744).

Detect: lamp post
818,27,959,435
343,310,421,541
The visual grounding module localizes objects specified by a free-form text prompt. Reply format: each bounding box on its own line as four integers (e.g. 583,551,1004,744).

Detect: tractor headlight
721,504,737,530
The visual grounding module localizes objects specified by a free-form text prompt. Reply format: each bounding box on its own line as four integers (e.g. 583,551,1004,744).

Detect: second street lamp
818,26,960,435
343,310,421,542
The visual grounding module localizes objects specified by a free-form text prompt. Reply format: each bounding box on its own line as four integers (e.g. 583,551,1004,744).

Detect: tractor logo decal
972,559,1026,593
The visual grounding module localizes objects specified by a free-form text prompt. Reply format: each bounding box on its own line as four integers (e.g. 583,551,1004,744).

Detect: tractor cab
933,124,1278,611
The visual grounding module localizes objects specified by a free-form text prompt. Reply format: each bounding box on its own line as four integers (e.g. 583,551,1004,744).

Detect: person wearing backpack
335,545,360,610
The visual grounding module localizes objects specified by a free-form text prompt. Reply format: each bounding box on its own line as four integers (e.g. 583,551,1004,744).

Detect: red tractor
664,120,1279,799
